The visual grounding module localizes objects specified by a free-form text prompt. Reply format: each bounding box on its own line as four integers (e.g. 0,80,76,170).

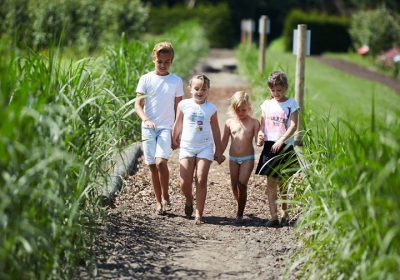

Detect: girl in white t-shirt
255,71,299,227
172,74,224,225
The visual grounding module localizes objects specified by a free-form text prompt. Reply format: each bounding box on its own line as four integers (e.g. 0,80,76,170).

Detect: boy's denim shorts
141,127,172,165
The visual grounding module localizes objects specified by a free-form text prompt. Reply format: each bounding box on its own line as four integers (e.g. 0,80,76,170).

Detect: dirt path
78,49,299,279
314,56,400,94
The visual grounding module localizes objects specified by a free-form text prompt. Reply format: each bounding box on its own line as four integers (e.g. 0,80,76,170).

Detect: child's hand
171,138,180,150
144,119,156,129
257,131,264,146
214,154,225,164
271,139,284,153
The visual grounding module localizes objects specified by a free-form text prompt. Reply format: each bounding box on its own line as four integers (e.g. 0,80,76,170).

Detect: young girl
172,74,224,225
255,71,299,227
221,91,260,223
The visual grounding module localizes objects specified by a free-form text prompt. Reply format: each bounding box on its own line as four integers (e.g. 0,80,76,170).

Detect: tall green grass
236,44,400,279
1,47,101,279
293,113,400,279
0,21,207,279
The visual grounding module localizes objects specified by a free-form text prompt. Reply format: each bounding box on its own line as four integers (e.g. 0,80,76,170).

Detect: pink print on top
264,104,289,141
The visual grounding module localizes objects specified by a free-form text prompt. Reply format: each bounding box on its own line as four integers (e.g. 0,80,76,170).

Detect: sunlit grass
236,44,400,279
0,21,208,279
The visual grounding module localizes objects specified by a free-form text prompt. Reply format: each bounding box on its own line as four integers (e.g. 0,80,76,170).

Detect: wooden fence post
294,24,307,146
258,15,267,74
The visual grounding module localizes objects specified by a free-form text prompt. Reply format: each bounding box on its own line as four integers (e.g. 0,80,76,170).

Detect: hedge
147,3,234,48
283,10,351,55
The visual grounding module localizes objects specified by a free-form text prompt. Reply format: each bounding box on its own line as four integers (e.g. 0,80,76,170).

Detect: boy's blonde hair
229,91,252,116
152,41,174,60
267,71,288,90
189,74,210,89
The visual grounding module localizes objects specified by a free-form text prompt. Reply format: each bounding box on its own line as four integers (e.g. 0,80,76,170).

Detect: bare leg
280,183,288,220
180,158,196,209
194,158,212,219
229,161,240,202
236,160,254,217
266,177,279,221
149,164,162,211
156,158,169,202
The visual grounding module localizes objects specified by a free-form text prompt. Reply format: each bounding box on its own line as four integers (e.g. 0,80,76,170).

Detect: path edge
101,142,143,207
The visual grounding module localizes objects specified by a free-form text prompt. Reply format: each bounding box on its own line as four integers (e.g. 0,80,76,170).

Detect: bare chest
230,123,253,140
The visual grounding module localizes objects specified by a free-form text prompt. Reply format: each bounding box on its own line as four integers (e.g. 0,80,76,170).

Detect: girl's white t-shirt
178,99,217,149
136,71,184,129
261,98,299,145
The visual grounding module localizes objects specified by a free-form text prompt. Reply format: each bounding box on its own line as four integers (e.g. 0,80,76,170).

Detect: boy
135,42,184,215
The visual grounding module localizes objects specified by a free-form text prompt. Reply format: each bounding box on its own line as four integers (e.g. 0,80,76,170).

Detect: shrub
283,10,351,55
0,0,148,51
0,20,208,278
147,3,234,48
349,7,400,56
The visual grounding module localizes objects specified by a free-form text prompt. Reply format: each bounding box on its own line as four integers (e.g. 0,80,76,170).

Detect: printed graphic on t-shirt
189,112,205,132
266,107,291,137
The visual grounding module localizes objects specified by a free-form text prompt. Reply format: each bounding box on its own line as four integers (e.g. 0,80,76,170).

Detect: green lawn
237,44,400,127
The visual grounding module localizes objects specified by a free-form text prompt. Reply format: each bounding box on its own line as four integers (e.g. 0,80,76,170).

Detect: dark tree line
141,0,399,42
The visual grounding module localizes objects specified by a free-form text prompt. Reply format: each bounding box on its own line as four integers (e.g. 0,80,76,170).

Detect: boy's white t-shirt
136,71,184,129
261,98,299,146
179,99,217,149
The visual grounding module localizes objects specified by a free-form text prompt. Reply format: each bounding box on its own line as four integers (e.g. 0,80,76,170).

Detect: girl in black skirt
255,71,299,227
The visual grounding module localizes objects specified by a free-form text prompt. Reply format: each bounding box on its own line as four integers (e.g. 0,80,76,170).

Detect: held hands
214,153,225,164
257,131,264,146
171,137,180,150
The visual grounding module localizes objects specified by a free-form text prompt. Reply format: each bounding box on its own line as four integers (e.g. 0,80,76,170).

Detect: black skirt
255,141,298,178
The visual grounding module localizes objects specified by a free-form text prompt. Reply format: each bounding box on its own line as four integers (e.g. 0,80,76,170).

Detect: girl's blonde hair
229,91,252,116
152,41,174,60
188,74,210,89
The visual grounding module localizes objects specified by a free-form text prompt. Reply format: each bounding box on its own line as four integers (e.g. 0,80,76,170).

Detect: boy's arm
271,110,298,152
135,93,155,128
210,112,224,164
221,121,230,154
174,96,182,119
172,108,183,149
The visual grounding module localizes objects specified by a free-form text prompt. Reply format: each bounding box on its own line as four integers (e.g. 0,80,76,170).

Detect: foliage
283,9,351,55
236,42,400,280
293,113,400,279
0,0,148,51
0,21,207,279
157,21,209,78
349,7,400,56
147,3,234,48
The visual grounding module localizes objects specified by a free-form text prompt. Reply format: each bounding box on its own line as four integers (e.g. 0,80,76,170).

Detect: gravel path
78,49,300,279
